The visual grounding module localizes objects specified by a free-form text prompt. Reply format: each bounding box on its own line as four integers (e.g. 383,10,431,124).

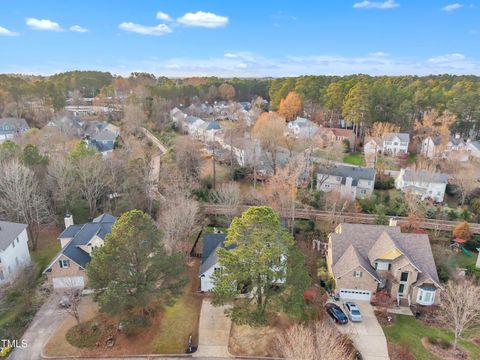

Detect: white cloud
441,3,462,11
224,52,238,58
0,25,18,36
177,11,228,28
370,51,389,56
156,11,172,21
26,18,62,31
119,22,172,36
69,25,88,33
428,53,465,63
353,0,399,9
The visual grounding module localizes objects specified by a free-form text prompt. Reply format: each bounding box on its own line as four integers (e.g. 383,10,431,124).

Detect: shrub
232,166,251,180
342,139,351,153
375,176,395,190
453,221,471,241
465,264,480,280
470,197,480,214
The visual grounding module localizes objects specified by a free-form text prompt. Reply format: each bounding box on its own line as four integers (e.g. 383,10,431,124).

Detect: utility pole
212,131,216,190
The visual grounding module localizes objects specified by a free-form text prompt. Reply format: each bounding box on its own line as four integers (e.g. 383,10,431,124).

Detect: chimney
64,213,74,229
389,218,398,227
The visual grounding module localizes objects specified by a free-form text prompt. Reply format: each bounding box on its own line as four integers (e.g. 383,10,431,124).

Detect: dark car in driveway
325,303,348,324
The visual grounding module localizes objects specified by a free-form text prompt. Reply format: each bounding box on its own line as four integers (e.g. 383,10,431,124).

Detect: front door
398,283,405,296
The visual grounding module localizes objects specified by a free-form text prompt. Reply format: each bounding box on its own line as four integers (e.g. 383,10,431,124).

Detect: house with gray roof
421,135,468,160
46,116,85,137
317,164,375,200
0,221,31,284
43,213,116,289
327,223,442,306
0,118,29,143
199,233,230,292
395,168,449,202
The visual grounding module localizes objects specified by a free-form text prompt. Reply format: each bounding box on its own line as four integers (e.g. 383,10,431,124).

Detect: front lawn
384,315,480,360
343,152,366,166
31,227,61,272
152,259,202,353
446,251,476,270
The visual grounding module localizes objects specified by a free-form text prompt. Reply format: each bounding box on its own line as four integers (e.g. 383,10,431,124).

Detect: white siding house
0,118,29,143
317,165,376,200
382,133,410,155
287,117,319,139
395,168,448,202
0,221,31,284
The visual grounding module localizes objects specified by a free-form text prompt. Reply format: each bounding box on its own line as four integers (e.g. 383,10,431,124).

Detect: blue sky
0,0,479,76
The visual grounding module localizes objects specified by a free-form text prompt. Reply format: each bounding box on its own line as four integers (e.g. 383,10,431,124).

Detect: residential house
84,121,120,157
327,223,442,305
170,107,187,124
205,121,221,142
466,140,480,159
46,116,85,137
420,135,468,160
0,221,31,285
183,116,207,139
288,117,319,139
316,165,375,200
383,133,410,155
43,214,116,289
395,168,448,202
315,127,356,150
364,137,382,157
199,232,286,292
0,118,29,143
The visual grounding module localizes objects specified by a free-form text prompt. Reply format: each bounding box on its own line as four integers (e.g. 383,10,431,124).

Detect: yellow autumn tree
370,122,401,137
278,91,303,121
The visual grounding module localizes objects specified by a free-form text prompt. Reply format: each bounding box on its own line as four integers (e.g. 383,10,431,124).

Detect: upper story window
11,241,15,248
417,288,436,305
59,259,70,269
375,261,391,271
353,270,363,278
16,237,19,243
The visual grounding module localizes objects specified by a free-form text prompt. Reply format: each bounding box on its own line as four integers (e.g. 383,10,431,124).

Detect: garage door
339,289,371,301
52,276,84,289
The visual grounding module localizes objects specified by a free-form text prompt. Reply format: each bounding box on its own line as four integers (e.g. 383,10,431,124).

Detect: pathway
193,299,232,358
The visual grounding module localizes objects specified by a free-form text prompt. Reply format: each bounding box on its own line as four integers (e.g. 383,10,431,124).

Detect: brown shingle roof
330,224,440,287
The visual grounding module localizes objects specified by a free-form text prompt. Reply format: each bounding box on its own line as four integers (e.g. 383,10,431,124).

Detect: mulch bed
421,337,469,360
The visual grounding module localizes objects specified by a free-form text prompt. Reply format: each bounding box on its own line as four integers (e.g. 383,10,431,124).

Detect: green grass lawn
152,260,202,353
445,251,476,270
343,152,366,166
384,315,480,360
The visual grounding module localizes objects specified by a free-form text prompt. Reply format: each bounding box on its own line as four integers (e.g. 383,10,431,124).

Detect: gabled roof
331,128,354,137
400,169,448,184
333,245,381,282
45,214,116,271
199,233,237,275
383,132,410,143
469,140,480,150
0,118,29,135
330,224,440,287
318,164,375,185
206,121,221,130
91,128,118,142
0,221,28,251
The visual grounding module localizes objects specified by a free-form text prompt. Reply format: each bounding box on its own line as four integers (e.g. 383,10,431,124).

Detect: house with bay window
327,223,442,306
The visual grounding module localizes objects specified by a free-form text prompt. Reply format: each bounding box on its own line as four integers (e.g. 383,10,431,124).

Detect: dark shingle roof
401,169,448,184
200,233,226,275
318,165,375,185
0,221,28,251
0,118,29,136
47,214,116,270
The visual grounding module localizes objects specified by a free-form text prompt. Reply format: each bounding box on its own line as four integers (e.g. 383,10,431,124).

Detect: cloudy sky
1,0,479,76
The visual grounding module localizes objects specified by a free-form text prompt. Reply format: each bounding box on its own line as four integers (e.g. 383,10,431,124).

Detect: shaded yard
384,315,480,360
44,258,202,356
343,152,366,166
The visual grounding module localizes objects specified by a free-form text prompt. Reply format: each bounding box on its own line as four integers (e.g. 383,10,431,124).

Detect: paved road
10,294,67,360
334,301,390,360
194,299,232,358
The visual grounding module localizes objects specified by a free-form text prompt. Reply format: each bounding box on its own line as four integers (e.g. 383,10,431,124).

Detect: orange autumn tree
453,221,471,241
278,91,303,121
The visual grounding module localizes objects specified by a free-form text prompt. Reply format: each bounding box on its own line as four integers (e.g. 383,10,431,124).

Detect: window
400,272,409,282
0,270,3,281
59,259,70,269
12,241,15,248
16,237,19,243
353,270,363,278
375,261,390,271
417,288,436,305
398,284,405,295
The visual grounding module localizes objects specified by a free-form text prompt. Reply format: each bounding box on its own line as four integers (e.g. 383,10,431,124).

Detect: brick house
327,223,442,306
43,213,116,290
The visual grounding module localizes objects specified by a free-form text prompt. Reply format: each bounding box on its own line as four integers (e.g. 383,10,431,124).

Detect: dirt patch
421,337,469,360
387,341,415,360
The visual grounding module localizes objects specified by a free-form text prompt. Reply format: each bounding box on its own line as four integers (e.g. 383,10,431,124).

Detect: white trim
416,288,436,305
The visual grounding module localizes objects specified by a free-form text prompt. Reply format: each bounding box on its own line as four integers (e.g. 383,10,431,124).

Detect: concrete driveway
9,294,67,360
194,298,232,358
334,301,390,360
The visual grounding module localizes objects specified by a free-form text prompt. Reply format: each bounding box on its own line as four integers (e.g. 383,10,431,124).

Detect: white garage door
52,276,84,289
339,288,371,301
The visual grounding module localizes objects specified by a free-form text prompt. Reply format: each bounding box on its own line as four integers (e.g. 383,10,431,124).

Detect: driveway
194,298,232,358
334,301,390,360
9,294,67,360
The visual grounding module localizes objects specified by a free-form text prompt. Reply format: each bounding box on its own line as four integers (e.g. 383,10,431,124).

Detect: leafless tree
277,322,355,360
46,155,76,210
0,160,52,250
61,287,82,326
73,156,112,218
445,161,480,205
123,102,147,133
175,137,202,184
439,279,480,349
159,194,199,254
211,182,241,222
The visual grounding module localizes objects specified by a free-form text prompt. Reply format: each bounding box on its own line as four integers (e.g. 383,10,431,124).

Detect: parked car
325,303,348,324
343,301,362,322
